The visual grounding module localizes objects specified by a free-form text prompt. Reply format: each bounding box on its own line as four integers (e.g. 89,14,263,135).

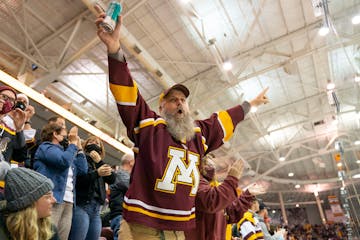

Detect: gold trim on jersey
194,127,201,133
245,232,264,240
2,125,16,136
110,82,138,106
134,118,166,134
201,136,208,152
123,203,196,221
132,147,139,153
217,110,234,141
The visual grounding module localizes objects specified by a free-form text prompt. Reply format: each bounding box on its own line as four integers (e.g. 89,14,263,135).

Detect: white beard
161,109,195,141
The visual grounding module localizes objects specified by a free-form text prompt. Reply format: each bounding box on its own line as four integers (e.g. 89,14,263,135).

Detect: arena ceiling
0,0,360,206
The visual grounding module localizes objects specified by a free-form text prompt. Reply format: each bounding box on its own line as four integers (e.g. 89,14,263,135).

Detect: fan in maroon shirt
95,5,269,238
185,155,256,240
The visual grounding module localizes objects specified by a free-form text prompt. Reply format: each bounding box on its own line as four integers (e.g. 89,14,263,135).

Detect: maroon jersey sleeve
108,57,156,142
196,105,245,154
226,190,255,223
195,175,238,213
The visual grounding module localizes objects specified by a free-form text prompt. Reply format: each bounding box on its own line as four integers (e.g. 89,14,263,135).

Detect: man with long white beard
158,84,196,142
95,7,269,240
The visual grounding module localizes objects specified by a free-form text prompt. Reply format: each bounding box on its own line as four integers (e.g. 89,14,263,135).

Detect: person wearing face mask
185,155,256,240
0,85,27,199
69,136,116,240
0,86,26,164
5,93,41,169
34,123,87,240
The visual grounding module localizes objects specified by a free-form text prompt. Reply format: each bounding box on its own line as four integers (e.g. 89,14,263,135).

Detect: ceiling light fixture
295,184,300,189
279,156,286,162
318,24,329,36
295,204,299,207
318,0,331,36
355,75,360,83
272,210,276,213
288,172,294,177
352,15,360,25
356,160,360,164
331,118,338,126
326,81,335,90
222,60,233,71
0,69,133,156
355,140,360,145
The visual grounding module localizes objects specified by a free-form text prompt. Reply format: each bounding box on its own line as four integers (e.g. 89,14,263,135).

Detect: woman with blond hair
69,136,116,240
0,167,59,240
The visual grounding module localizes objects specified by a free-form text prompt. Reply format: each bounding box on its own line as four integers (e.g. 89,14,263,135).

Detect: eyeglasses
0,93,16,106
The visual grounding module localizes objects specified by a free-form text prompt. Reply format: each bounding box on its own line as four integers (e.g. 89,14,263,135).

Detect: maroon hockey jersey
108,56,246,231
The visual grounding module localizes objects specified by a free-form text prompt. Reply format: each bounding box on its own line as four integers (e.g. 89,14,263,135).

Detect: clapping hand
68,126,79,145
228,160,244,179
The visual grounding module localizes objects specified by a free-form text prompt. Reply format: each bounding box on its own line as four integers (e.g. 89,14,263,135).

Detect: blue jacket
34,142,87,203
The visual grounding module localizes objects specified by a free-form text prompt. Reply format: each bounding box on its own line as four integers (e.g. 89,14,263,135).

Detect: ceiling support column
314,191,326,225
278,192,288,226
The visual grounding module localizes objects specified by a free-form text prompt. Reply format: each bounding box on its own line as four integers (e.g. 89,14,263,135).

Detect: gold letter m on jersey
155,147,200,195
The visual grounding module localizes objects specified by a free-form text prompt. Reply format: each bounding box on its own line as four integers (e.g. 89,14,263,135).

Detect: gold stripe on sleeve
110,82,138,106
217,110,234,141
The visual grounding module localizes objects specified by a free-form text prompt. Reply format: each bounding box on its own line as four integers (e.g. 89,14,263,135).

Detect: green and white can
100,1,122,32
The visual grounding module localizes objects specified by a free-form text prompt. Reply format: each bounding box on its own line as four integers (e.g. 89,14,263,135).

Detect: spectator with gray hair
95,7,269,238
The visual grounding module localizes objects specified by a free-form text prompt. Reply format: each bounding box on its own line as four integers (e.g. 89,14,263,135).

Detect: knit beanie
4,168,54,212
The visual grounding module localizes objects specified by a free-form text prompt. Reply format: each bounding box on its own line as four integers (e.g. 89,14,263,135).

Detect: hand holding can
100,1,122,33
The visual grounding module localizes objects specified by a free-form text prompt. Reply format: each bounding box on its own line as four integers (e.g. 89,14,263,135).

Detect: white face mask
0,160,10,181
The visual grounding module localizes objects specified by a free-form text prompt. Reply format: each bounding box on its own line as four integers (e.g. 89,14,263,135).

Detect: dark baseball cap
159,84,189,103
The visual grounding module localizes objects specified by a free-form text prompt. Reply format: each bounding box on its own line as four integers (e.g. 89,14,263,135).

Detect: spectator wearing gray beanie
0,167,59,240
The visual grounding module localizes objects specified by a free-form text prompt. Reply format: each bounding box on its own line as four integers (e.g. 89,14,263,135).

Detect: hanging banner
328,195,343,217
